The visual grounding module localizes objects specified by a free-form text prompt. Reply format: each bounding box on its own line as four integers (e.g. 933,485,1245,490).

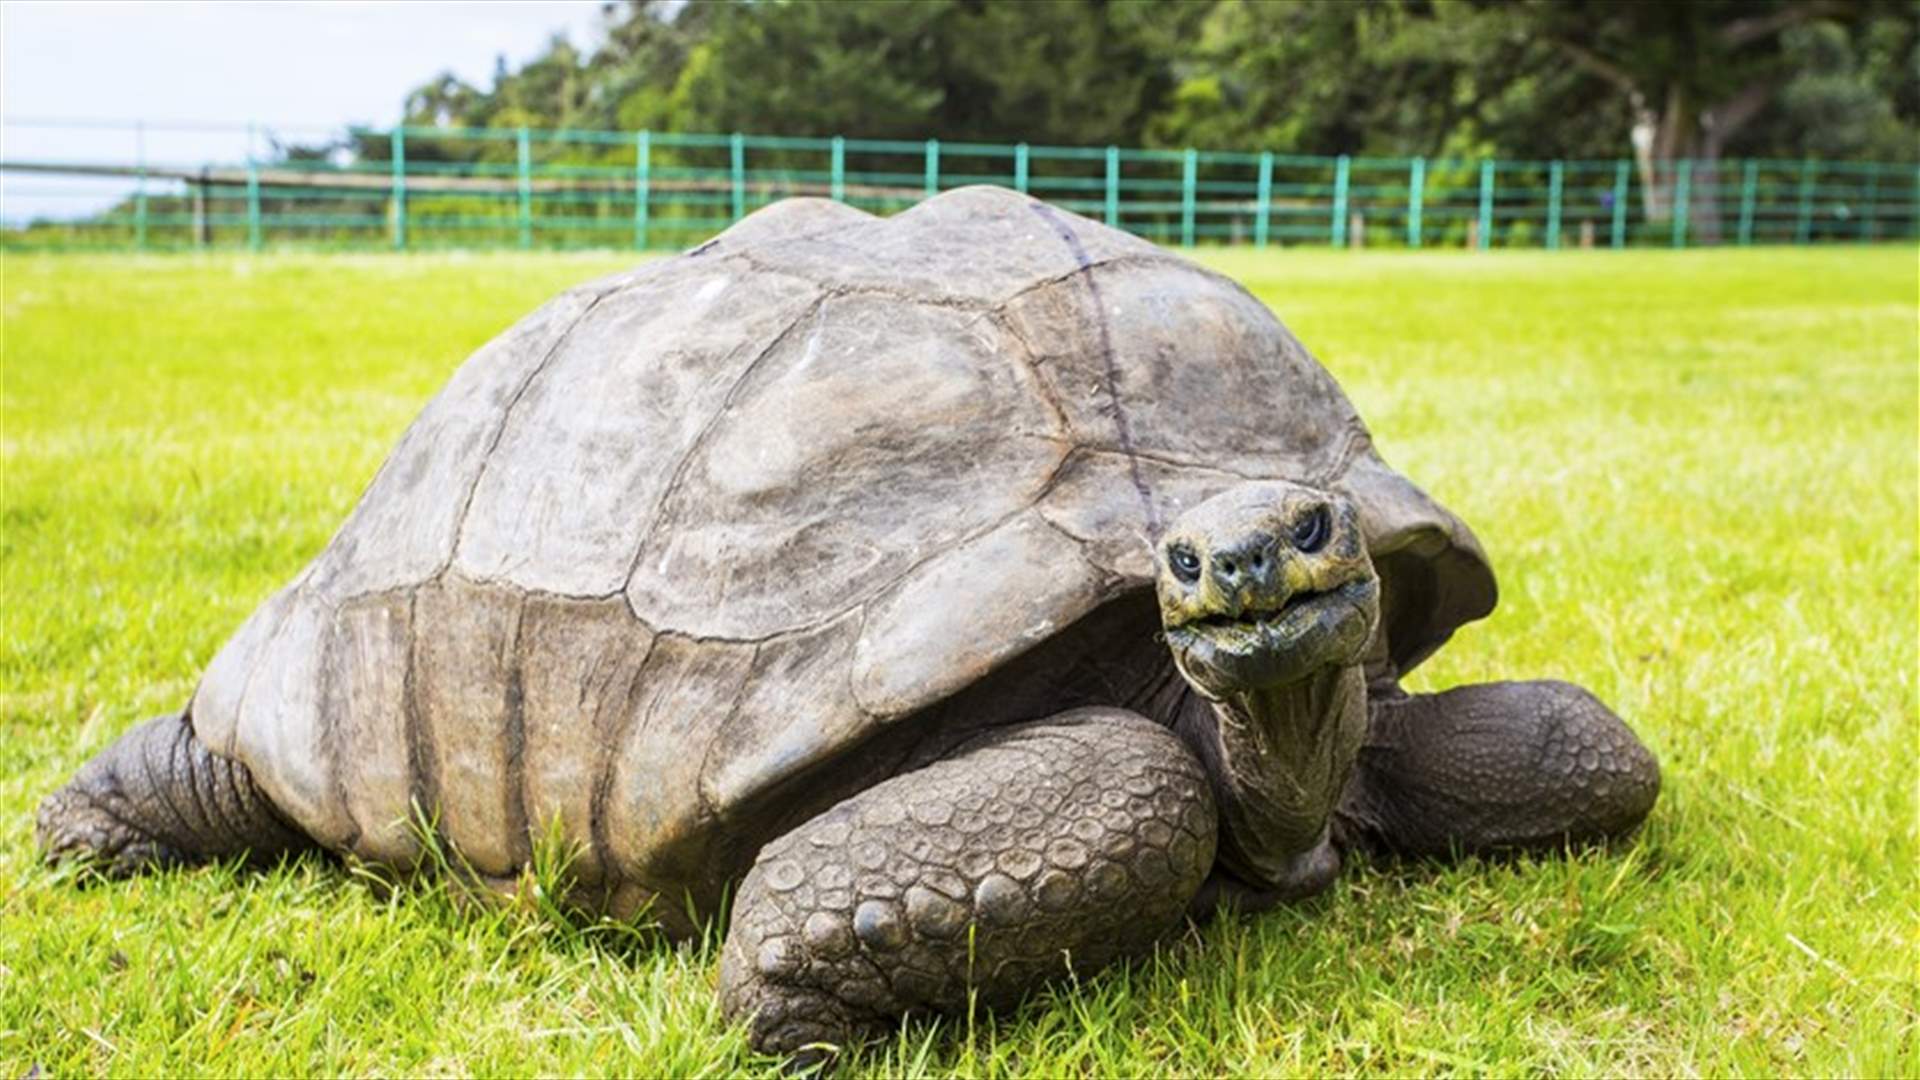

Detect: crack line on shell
1026,202,1159,534
693,641,762,823
993,250,1199,310
588,629,661,882
400,587,440,857
619,300,1074,643
618,293,826,598
501,593,533,871
443,290,610,576
984,306,1074,438
317,607,363,853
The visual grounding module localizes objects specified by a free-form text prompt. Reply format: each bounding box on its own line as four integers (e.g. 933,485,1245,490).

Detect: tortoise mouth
1164,577,1377,696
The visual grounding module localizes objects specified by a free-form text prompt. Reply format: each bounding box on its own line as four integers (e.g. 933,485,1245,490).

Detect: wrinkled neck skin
1171,663,1367,889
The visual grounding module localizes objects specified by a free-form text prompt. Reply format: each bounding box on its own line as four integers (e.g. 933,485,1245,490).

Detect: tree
1140,2,1640,160
664,0,1198,147
1532,0,1884,238
1756,13,1920,160
344,0,1916,242
667,1,949,141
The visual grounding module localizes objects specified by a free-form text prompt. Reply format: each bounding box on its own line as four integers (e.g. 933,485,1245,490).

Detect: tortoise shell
188,186,1493,927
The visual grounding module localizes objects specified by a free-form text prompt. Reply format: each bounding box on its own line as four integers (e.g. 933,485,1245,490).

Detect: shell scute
452,259,824,597
626,293,1065,640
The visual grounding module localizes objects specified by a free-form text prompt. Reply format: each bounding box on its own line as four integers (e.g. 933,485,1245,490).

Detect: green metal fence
4,119,1916,252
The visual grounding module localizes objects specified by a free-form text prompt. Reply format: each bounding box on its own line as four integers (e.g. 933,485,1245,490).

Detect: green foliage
671,2,950,141
1144,1,1576,157
2,247,1915,1074
1764,17,1920,159
362,0,1917,163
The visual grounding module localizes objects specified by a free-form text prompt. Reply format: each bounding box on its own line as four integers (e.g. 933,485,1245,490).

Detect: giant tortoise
38,185,1660,1058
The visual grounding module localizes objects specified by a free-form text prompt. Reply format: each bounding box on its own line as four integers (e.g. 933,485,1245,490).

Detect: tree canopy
384,0,1917,167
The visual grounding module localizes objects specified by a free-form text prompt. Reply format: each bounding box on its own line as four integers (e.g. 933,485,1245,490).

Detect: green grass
3,246,1915,1076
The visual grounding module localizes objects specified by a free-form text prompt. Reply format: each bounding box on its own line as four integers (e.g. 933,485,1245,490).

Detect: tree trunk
1640,86,1699,227
1552,5,1831,246
1690,157,1725,245
1689,80,1775,246
1632,111,1661,221
1636,76,1772,245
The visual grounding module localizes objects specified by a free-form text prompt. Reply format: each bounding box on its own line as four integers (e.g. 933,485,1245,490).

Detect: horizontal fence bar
3,119,1916,252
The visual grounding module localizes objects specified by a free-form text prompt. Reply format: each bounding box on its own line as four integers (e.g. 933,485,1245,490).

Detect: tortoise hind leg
37,710,311,876
719,707,1217,1062
1336,680,1660,857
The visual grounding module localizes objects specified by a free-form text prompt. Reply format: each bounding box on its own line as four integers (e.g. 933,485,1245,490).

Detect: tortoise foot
37,711,310,876
1338,679,1660,857
719,707,1217,1061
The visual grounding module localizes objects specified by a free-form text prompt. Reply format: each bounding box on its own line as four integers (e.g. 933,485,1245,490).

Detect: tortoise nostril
1217,557,1236,577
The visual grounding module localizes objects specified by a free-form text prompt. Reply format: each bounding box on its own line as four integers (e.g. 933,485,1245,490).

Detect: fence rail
3,118,1916,252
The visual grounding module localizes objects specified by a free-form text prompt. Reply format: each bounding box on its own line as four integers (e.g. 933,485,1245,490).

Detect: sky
1,0,611,222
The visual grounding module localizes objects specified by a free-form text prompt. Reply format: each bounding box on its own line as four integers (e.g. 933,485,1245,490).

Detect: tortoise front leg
719,707,1216,1062
1335,680,1660,857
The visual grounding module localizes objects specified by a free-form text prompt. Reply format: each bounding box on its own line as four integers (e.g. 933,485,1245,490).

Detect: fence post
634,130,651,249
1181,148,1198,248
831,136,845,202
1910,166,1920,241
1794,158,1816,244
517,127,533,250
390,126,406,251
1477,158,1494,250
1737,160,1756,245
730,132,746,223
1105,146,1120,227
1254,151,1273,249
134,121,147,251
1331,155,1350,247
1911,166,1920,241
1014,142,1029,194
1860,169,1878,241
1610,160,1629,249
1406,156,1424,248
246,121,261,251
1671,159,1692,248
193,166,209,248
247,156,262,252
924,139,939,198
1546,160,1563,250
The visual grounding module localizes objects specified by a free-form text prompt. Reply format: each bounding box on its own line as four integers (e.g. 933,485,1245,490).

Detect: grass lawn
2,245,1914,1076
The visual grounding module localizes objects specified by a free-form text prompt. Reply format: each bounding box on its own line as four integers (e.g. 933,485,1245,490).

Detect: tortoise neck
1172,664,1367,889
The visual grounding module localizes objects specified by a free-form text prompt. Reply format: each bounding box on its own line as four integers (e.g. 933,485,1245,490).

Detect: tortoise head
1156,480,1379,701
1154,480,1381,886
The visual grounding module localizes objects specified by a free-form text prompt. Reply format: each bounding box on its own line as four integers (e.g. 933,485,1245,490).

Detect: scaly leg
719,707,1216,1061
38,710,311,875
1336,680,1659,856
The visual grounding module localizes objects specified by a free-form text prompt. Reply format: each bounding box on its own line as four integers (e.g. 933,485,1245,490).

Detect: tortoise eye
1166,544,1202,582
1292,506,1331,553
